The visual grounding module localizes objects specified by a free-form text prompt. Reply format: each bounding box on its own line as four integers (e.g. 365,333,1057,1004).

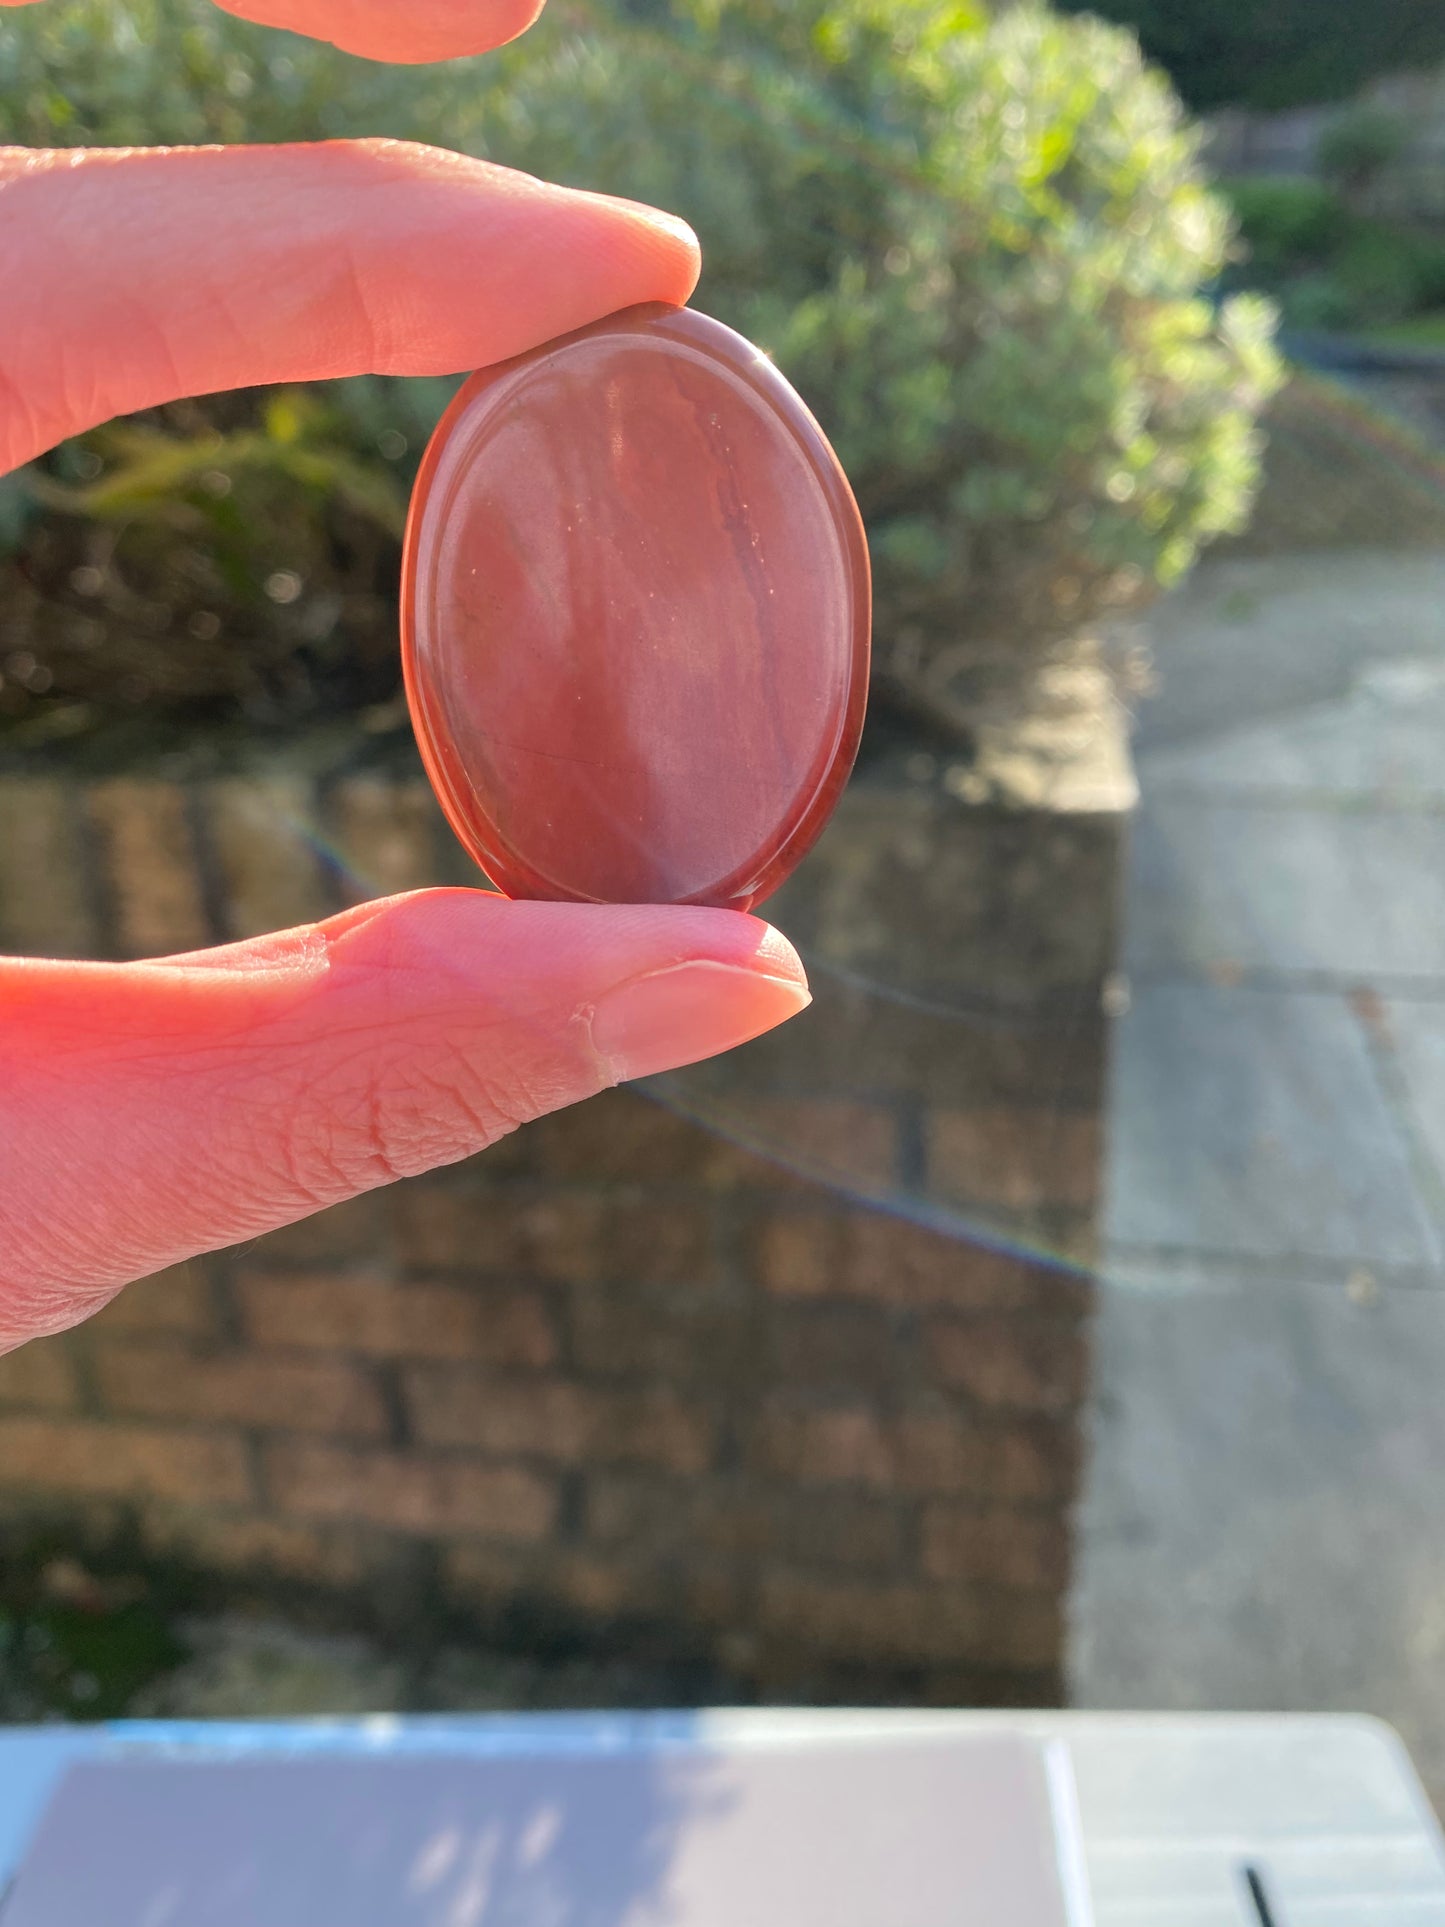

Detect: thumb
0,889,809,1344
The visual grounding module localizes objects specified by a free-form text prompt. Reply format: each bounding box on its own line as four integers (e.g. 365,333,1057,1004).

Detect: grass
1362,313,1445,352
0,1550,186,1722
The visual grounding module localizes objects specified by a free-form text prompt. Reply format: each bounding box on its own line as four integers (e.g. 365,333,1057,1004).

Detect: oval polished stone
401,303,871,911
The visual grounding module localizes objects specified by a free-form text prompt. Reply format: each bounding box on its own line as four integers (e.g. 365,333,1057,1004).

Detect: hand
0,0,811,1350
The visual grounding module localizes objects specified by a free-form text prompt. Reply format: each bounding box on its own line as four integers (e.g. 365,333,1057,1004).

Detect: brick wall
0,748,1126,1701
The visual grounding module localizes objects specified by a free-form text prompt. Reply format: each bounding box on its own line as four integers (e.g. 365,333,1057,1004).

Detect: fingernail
588,961,811,1084
641,207,700,252
581,190,699,254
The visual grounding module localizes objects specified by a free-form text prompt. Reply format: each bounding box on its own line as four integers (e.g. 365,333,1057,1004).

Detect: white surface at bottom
0,1710,1438,1924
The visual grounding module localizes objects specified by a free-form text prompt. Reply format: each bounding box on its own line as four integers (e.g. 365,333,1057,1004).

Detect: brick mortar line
895,1095,928,1192
737,1192,1098,1225
0,1411,255,1444
434,1518,1067,1604
398,1362,751,1390
553,1469,587,1546
895,1494,925,1582
258,1435,721,1472
62,1330,105,1421
374,1360,415,1450
67,780,119,962
707,1192,759,1482
195,1327,1089,1379
544,1277,580,1377
312,770,360,913
714,1474,1077,1506
228,1139,1106,1222
457,1464,1072,1513
207,1251,248,1348
288,1229,1102,1266
389,1171,955,1202
750,1568,1070,1608
631,1088,1110,1119
238,1430,269,1510
233,1253,604,1282
182,781,234,947
236,1257,754,1298
87,1330,430,1370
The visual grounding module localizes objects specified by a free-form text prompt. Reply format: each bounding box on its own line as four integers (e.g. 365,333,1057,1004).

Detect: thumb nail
587,960,811,1084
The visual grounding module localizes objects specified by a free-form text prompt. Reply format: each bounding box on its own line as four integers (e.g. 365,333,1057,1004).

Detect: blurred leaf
263,389,311,447
0,472,37,554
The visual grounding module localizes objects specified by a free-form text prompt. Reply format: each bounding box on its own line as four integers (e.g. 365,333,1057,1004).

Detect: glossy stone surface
402,303,871,910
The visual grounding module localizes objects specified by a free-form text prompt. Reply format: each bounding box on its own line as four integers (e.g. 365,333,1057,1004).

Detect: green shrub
1332,223,1445,327
1277,272,1357,335
1225,178,1346,276
1318,104,1411,202
3,389,419,734
1,0,1281,738
1223,172,1445,334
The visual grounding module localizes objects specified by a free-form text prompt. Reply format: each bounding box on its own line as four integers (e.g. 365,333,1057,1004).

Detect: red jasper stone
401,303,871,911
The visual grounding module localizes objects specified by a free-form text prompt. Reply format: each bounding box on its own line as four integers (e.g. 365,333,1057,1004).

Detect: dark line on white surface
1243,1864,1281,1927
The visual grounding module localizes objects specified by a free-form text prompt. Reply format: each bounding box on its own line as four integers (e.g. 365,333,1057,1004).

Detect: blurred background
1,0,1444,1806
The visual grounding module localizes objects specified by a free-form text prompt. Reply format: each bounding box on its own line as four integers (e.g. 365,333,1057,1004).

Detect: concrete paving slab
1137,553,1445,751
1382,1000,1445,1212
1124,798,1445,981
1141,659,1445,802
1105,982,1442,1270
1083,538,1445,1816
1071,1273,1445,1810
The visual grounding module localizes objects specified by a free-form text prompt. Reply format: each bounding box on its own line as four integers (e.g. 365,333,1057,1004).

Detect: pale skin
0,0,812,1351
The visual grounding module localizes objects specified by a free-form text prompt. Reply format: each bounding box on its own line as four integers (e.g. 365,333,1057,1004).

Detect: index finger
0,0,547,63
0,140,699,474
